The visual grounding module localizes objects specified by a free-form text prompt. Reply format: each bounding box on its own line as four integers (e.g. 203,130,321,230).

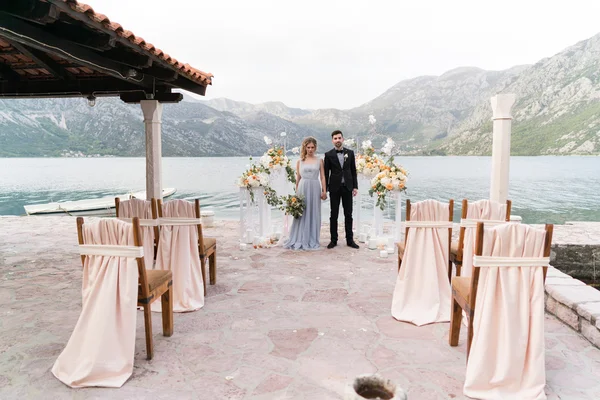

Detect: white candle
245,229,253,244
386,246,395,254
387,237,396,248
239,243,247,251
368,238,377,249
379,250,388,258
358,233,367,243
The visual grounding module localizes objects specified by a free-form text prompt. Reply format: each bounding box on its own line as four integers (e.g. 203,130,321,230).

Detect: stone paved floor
2,216,600,399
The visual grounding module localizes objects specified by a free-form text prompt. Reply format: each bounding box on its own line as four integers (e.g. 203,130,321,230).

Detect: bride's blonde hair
300,137,317,161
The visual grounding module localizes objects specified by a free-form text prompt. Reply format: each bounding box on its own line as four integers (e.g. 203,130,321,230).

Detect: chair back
77,217,150,300
116,197,160,261
456,199,511,258
404,198,454,245
469,221,553,312
155,198,205,248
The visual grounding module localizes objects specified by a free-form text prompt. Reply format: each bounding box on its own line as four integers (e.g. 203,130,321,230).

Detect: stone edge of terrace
545,266,600,348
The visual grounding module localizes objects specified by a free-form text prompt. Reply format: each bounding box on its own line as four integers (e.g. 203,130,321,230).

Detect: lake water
1,156,599,224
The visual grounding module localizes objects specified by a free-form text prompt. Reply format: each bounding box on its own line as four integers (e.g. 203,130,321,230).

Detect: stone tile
546,296,580,330
301,288,348,303
268,328,318,360
545,276,585,286
581,319,600,348
577,301,600,322
546,284,600,308
253,373,294,395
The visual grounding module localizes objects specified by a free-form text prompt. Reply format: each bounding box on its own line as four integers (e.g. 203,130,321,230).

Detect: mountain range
2,32,600,157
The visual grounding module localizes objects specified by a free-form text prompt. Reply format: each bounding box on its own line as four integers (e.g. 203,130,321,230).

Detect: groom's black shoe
347,241,360,249
327,241,337,249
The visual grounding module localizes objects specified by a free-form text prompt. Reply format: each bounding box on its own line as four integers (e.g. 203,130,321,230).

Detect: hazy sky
84,0,600,109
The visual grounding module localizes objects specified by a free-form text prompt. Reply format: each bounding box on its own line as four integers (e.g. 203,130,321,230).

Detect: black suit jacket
324,148,358,192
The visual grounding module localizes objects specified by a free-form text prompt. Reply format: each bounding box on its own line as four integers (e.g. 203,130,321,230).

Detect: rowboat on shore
23,188,177,216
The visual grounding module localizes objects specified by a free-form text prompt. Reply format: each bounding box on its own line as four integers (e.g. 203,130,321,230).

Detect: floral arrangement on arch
260,136,296,184
369,161,408,210
356,140,386,177
357,115,409,210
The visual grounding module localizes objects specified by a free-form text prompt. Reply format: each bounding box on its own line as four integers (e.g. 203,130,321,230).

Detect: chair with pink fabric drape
115,197,159,265
152,199,205,313
449,222,553,400
391,199,454,326
449,199,511,278
53,217,173,388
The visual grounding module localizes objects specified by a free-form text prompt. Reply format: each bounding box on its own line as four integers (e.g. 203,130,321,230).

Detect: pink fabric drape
52,219,138,388
461,200,507,278
464,223,547,400
118,198,155,266
152,199,204,313
391,199,451,326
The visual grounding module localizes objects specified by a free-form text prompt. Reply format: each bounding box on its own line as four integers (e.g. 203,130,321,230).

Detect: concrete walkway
1,216,600,399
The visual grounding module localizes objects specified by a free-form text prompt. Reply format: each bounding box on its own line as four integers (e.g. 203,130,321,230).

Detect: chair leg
143,304,154,360
447,261,453,283
449,297,462,347
397,256,402,273
456,262,462,277
209,250,216,285
466,310,474,362
200,255,207,296
161,286,174,337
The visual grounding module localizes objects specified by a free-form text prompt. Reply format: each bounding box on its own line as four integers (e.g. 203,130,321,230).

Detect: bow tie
336,150,344,153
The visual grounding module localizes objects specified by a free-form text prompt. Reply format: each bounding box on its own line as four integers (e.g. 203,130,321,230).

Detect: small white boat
23,188,177,216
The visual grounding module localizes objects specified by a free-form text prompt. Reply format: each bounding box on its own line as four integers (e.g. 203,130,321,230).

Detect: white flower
291,147,300,155
362,140,372,150
345,138,355,147
264,136,272,145
369,115,376,125
280,132,287,137
344,153,348,160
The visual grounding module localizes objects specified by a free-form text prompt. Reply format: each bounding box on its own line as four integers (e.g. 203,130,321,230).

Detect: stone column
140,100,163,201
489,94,516,204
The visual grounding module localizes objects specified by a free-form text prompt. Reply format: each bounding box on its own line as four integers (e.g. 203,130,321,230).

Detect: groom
324,130,359,249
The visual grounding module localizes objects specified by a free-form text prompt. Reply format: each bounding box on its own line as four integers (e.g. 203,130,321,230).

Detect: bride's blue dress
284,160,322,250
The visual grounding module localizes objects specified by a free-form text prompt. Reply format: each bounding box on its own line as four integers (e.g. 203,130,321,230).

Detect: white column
140,100,163,201
489,94,516,204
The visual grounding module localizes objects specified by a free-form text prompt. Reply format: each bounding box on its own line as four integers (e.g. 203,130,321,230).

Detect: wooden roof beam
1,0,60,24
0,12,153,89
9,41,73,80
0,77,153,97
0,62,20,80
120,91,183,104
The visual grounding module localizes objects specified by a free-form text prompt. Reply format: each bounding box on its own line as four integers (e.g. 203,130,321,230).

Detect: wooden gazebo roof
0,0,213,103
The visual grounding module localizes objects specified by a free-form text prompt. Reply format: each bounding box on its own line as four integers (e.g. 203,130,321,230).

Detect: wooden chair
448,221,553,360
155,198,217,295
449,199,511,277
397,199,454,281
76,216,173,360
115,197,160,260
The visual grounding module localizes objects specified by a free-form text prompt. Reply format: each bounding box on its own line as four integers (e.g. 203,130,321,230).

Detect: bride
283,137,327,250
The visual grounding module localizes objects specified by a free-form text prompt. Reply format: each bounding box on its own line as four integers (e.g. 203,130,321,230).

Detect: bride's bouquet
280,194,305,219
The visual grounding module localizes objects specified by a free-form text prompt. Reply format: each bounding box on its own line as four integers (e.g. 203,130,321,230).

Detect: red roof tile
61,0,213,86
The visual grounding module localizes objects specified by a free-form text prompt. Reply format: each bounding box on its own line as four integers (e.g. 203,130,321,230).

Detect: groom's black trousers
330,186,353,243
